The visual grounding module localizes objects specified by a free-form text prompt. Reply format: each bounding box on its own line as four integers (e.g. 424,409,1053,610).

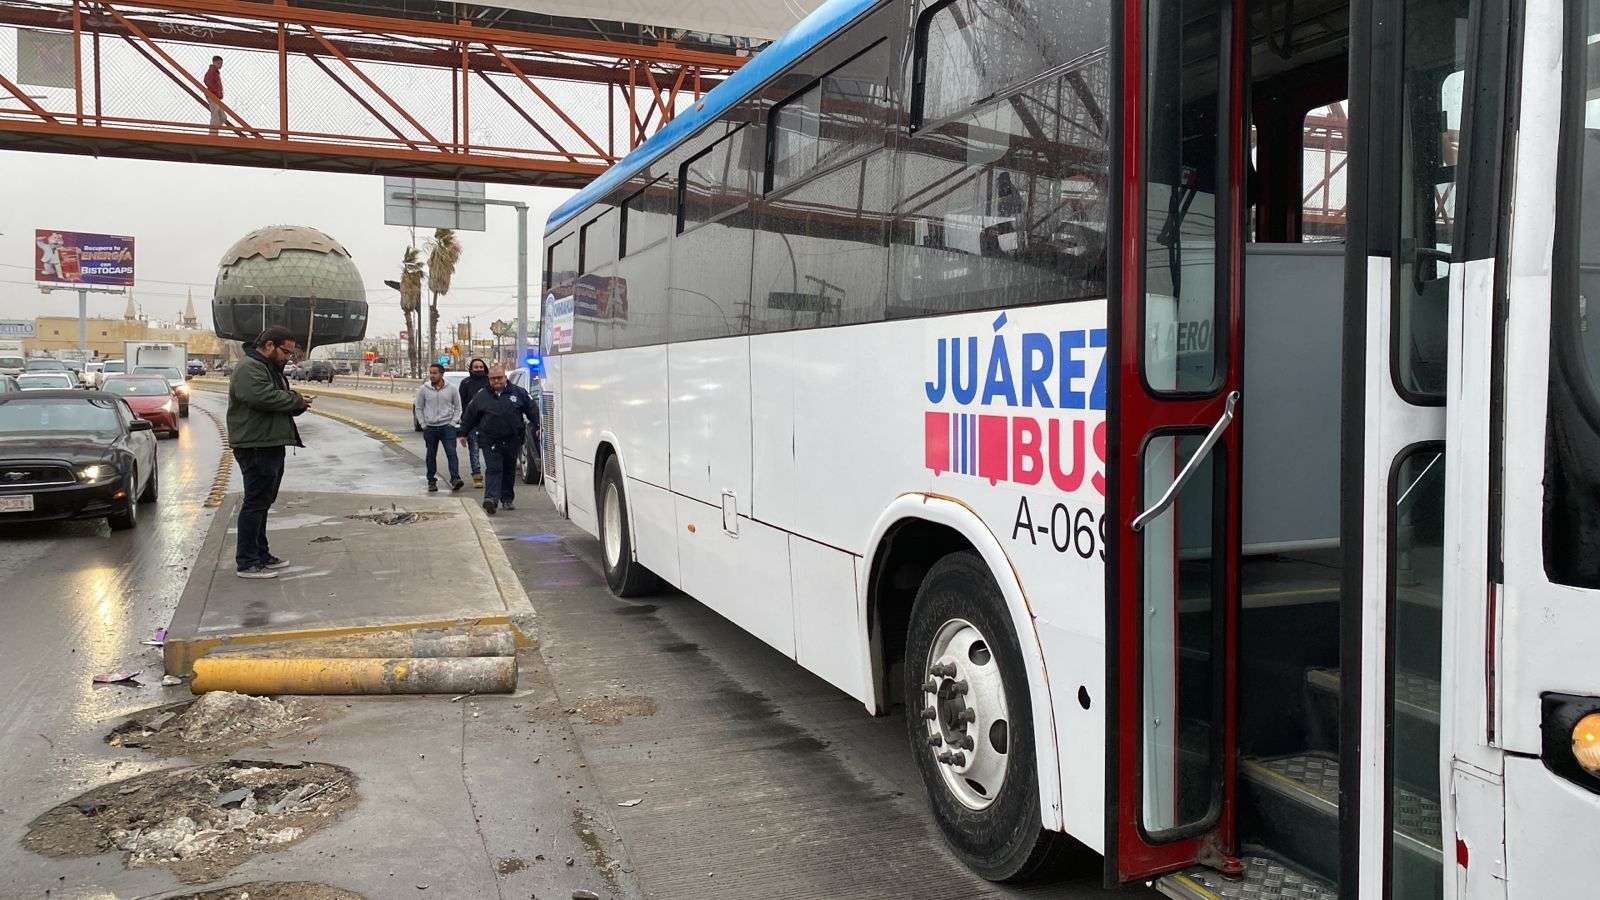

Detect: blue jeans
483,438,520,504
465,430,482,475
234,446,285,571
422,424,460,483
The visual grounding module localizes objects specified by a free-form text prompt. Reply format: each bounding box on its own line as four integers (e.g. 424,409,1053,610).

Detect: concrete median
164,491,537,695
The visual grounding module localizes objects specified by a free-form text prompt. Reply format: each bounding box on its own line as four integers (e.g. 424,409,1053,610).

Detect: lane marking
197,402,232,508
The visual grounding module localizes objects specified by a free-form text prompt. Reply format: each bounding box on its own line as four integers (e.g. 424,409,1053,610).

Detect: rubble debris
162,881,364,900
565,694,657,726
22,760,356,884
617,799,642,808
162,675,185,686
93,671,141,685
346,509,454,526
105,692,323,757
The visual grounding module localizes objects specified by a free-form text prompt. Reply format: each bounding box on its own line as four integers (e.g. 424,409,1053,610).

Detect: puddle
106,692,325,758
165,882,364,899
23,760,356,884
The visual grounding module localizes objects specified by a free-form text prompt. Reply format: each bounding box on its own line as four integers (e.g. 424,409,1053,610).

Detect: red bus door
1109,0,1245,880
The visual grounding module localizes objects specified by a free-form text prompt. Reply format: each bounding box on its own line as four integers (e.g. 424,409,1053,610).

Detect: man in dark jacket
226,327,311,578
459,364,537,515
458,358,490,488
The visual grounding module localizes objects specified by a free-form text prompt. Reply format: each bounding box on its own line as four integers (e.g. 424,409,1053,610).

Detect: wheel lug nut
948,752,966,766
937,751,954,764
919,706,937,720
959,735,975,751
930,662,956,677
958,709,977,724
922,679,938,693
927,735,943,747
952,679,968,695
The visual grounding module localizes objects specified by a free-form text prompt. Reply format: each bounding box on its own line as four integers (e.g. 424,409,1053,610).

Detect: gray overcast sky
0,149,573,338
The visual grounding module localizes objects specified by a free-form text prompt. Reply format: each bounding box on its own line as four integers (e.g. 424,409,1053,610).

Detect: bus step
1155,853,1334,900
1305,666,1440,724
1303,667,1441,791
1242,753,1443,884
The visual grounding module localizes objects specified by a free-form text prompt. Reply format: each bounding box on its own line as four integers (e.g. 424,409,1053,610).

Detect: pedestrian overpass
0,0,757,186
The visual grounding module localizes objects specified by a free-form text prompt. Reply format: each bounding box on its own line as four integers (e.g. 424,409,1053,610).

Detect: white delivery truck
124,341,189,417
0,340,23,377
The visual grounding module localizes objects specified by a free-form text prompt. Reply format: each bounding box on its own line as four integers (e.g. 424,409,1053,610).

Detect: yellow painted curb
191,655,516,695
307,406,403,443
196,403,233,507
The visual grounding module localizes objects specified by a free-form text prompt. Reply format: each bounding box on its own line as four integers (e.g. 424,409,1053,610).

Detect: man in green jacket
227,326,311,579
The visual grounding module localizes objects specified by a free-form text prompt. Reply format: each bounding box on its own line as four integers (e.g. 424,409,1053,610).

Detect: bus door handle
1130,391,1240,533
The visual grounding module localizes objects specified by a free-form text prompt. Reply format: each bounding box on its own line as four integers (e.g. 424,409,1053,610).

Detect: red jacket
203,65,223,99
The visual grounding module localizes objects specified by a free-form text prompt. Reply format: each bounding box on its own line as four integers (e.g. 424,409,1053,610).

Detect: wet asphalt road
0,393,227,831
0,388,1148,899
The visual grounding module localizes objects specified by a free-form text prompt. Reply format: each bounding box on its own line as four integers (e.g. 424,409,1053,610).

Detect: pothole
107,691,323,757
164,882,365,899
23,760,356,884
345,509,454,526
566,693,657,726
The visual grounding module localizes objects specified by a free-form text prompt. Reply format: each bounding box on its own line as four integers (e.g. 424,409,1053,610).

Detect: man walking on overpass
459,364,537,516
227,326,311,579
414,362,465,493
203,55,225,135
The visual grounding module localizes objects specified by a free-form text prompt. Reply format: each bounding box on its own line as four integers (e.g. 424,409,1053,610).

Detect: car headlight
78,463,117,482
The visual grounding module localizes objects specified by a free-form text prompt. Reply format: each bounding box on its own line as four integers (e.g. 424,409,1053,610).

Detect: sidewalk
164,490,535,685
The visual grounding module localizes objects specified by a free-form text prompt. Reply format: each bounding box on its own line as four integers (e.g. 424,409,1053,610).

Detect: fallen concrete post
191,655,516,695
205,624,518,660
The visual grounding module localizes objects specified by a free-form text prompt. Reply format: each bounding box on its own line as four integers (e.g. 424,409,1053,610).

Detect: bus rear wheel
597,456,659,597
904,551,1066,882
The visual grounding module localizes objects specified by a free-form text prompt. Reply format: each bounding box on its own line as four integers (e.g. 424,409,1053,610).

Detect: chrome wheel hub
920,617,1010,810
602,481,622,568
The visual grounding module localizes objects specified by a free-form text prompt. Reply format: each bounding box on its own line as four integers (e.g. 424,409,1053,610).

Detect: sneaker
450,478,465,492
501,500,515,511
235,566,278,579
427,480,439,493
482,498,498,516
472,473,484,488
264,556,290,569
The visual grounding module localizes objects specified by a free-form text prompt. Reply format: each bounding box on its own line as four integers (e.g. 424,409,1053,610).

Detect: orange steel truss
0,0,746,185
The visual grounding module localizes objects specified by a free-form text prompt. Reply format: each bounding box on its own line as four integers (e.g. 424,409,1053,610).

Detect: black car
298,361,335,383
0,390,158,530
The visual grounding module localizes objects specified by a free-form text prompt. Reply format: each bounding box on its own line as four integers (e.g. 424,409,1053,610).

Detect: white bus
537,0,1600,895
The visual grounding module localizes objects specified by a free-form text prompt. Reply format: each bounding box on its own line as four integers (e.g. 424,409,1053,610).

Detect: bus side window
889,59,1111,319
1301,102,1348,243
616,176,675,348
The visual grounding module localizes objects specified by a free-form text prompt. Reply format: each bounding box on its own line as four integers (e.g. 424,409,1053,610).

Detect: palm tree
425,228,462,366
399,246,424,376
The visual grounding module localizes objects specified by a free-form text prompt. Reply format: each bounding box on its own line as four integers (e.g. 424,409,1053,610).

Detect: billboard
35,230,135,286
0,320,36,338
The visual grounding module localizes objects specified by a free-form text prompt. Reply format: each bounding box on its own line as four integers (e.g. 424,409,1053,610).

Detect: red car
102,375,180,437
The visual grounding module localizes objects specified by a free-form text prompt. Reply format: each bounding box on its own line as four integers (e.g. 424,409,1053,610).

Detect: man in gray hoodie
414,363,465,492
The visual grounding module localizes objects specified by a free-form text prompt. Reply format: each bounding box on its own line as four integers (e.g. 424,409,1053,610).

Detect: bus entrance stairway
1157,554,1445,899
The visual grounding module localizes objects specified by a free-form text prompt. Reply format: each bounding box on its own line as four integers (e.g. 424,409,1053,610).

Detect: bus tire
904,551,1066,882
597,455,658,597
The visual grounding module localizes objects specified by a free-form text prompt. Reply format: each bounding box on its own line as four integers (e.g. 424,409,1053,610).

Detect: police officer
458,364,538,515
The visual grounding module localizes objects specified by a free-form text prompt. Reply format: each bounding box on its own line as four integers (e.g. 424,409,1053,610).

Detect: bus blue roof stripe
545,0,882,235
